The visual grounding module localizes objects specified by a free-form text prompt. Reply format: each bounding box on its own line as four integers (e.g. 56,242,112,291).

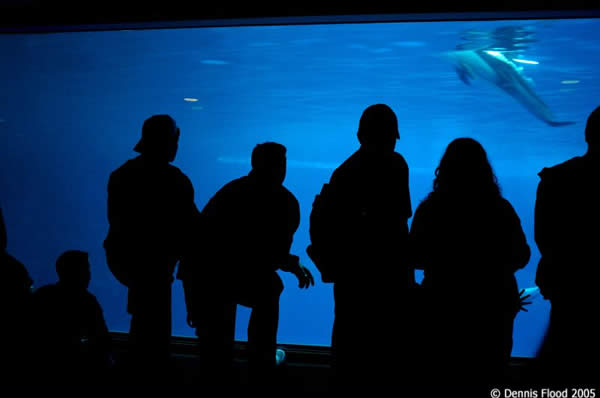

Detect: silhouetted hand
518,289,532,312
284,255,315,289
293,263,315,289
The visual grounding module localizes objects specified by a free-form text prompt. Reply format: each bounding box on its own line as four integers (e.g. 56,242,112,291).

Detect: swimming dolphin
445,48,575,127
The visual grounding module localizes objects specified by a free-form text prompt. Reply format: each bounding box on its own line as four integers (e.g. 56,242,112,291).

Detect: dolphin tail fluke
547,120,576,127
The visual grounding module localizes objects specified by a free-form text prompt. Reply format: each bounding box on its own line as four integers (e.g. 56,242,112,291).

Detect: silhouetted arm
0,206,6,251
402,159,416,285
275,191,314,288
176,172,201,261
279,254,315,288
534,172,555,260
403,158,412,220
534,171,557,299
408,201,432,271
179,194,220,326
502,199,531,272
106,173,127,237
90,295,113,366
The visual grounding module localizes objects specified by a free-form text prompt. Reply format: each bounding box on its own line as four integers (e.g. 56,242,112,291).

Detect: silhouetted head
56,250,91,290
357,104,399,155
433,138,501,199
134,115,180,163
585,106,600,153
250,142,287,186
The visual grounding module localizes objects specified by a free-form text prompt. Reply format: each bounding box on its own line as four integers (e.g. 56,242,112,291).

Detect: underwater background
1,17,599,358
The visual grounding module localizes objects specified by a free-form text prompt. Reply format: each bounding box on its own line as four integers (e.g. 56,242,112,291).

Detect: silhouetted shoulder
111,157,192,184
496,197,518,215
210,177,297,206
32,284,105,320
202,177,247,212
3,252,33,293
391,151,409,170
538,156,586,180
167,163,193,182
108,157,138,179
280,185,299,208
214,177,248,197
107,158,137,193
31,284,58,304
413,192,440,214
330,151,359,183
84,289,104,310
331,150,408,182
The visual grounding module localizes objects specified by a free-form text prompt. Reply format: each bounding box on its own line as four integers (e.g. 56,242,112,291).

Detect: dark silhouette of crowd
533,106,600,387
2,105,598,394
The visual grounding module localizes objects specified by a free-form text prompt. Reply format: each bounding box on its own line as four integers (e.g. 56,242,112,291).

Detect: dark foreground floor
106,333,546,394
21,333,596,394
107,333,331,393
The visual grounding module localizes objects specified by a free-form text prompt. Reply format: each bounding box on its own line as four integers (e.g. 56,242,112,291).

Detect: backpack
306,183,341,283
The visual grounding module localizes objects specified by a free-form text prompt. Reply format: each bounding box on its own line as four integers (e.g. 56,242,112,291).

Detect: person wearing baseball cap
103,114,199,386
133,114,180,160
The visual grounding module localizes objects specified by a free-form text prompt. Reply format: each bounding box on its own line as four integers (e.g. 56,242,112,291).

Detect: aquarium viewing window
1,10,599,358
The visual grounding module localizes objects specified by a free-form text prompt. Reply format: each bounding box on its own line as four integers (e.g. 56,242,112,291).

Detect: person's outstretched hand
293,263,315,289
285,255,315,289
518,289,532,312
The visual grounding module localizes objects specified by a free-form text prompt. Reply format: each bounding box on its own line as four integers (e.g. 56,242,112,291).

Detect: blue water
1,18,599,358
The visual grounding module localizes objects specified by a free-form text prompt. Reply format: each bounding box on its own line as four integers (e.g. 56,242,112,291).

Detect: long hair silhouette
431,137,501,199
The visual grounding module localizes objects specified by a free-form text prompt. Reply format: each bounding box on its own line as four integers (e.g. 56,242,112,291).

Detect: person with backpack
307,104,415,394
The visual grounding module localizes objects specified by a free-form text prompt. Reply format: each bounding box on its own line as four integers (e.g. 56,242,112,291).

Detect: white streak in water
513,58,539,65
392,41,427,47
201,60,229,65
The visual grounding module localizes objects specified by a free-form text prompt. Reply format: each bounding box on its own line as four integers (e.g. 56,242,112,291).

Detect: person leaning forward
178,142,314,392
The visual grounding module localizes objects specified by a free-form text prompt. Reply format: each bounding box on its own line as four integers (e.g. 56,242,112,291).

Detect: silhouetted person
534,106,600,386
409,138,530,394
1,206,33,302
103,115,199,384
309,104,414,394
1,206,34,388
30,250,112,387
1,206,33,305
178,142,314,392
